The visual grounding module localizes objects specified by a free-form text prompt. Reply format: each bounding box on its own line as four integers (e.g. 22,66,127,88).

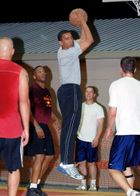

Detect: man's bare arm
105,106,117,141
19,68,30,146
77,11,94,52
30,112,45,139
92,118,104,147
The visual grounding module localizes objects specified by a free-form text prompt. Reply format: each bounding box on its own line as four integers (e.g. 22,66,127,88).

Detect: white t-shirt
57,41,82,85
109,76,140,135
77,102,104,142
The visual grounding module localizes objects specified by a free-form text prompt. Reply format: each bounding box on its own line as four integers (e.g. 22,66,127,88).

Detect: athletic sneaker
88,184,97,191
128,190,140,196
132,191,140,196
37,184,48,196
57,163,84,180
76,184,87,191
64,165,84,180
26,188,40,196
56,163,68,176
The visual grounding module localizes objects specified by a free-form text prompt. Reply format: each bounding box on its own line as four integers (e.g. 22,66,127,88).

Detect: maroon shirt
0,59,23,138
30,83,52,124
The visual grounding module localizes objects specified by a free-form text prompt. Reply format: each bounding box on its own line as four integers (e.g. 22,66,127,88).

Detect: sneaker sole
57,166,84,180
88,188,97,191
76,188,87,191
67,174,84,180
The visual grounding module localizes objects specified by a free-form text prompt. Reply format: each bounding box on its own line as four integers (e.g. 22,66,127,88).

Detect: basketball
69,8,88,27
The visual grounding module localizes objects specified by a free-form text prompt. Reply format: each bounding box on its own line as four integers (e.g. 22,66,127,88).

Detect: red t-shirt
0,59,23,138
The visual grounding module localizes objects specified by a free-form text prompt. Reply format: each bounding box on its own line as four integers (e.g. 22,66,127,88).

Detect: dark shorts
0,137,23,173
108,135,140,171
24,123,55,156
75,138,98,163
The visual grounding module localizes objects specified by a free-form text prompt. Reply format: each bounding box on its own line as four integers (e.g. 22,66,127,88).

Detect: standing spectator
0,36,30,196
57,10,94,180
106,56,140,196
75,86,104,191
25,66,55,196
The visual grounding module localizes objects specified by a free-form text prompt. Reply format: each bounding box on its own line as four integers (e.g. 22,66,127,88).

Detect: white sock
29,183,37,189
81,179,86,186
63,164,74,168
60,163,72,168
90,179,96,186
37,179,41,185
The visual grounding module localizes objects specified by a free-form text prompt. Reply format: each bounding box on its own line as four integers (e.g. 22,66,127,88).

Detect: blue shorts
75,138,98,163
108,135,140,171
134,135,140,165
24,123,55,156
0,137,23,173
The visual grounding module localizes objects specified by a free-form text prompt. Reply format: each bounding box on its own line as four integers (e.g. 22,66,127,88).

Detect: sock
90,179,96,186
60,163,73,168
81,179,86,186
64,164,74,168
29,183,37,189
37,179,41,185
127,188,133,196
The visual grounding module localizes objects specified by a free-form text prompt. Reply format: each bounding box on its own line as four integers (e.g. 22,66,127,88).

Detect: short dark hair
120,56,136,74
86,86,98,96
33,65,44,74
33,65,43,71
57,30,71,41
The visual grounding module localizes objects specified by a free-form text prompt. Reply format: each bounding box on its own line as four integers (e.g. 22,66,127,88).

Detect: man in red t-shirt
0,37,30,196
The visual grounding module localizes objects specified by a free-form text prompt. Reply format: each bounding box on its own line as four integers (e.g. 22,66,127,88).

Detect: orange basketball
69,8,88,27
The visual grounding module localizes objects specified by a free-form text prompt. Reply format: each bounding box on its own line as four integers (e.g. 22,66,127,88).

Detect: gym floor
0,186,125,196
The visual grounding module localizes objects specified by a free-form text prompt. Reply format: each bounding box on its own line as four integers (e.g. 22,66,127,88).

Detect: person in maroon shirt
25,66,55,196
0,37,30,196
